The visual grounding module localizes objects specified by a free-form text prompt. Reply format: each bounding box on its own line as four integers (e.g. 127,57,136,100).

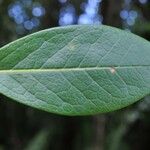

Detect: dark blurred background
0,0,150,150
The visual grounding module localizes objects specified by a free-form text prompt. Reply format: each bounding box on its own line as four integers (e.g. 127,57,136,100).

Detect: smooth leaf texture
0,25,150,116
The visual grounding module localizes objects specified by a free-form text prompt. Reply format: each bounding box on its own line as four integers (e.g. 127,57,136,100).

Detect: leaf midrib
0,65,149,74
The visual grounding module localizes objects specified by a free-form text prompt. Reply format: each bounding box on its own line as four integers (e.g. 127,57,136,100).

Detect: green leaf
0,25,150,116
24,129,50,150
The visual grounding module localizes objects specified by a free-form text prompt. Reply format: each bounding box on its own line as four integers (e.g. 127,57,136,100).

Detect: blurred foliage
0,0,150,150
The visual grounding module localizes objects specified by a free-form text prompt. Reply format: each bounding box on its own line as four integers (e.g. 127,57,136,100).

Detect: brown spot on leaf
110,67,116,74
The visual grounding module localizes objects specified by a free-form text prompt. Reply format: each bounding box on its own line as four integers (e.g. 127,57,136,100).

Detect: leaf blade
0,25,150,115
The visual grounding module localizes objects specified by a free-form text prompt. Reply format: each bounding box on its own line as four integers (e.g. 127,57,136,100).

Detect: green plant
0,25,150,116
